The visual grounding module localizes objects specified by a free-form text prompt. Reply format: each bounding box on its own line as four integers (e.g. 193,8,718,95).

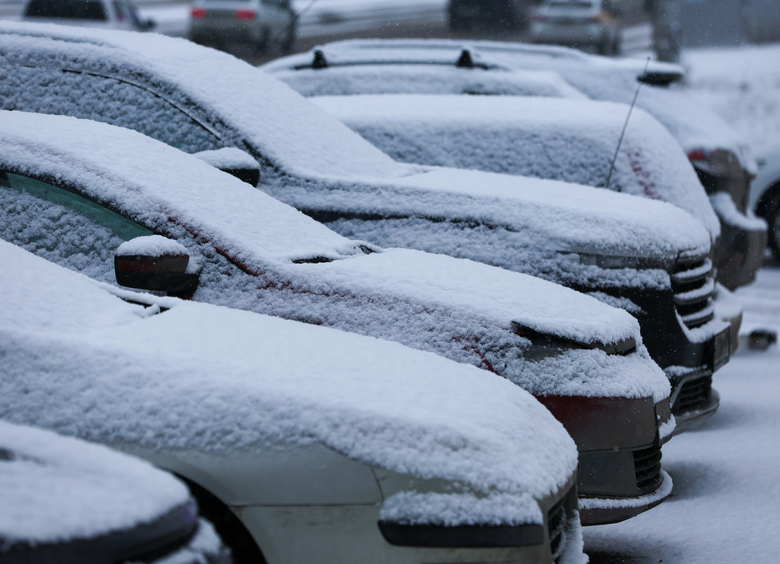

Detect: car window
24,0,108,20
0,66,224,154
0,172,153,283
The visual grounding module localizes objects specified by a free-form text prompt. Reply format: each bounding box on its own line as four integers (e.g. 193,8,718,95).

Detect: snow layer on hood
0,420,189,544
280,165,712,260
313,93,721,240
0,111,672,402
0,240,578,505
0,21,410,180
264,63,587,99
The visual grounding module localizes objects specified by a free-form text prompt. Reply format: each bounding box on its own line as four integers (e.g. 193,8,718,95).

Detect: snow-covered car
750,146,780,260
0,22,703,438
22,0,154,30
0,420,227,564
311,92,742,356
0,239,589,564
188,0,295,54
528,0,622,54
264,38,767,292
0,108,676,526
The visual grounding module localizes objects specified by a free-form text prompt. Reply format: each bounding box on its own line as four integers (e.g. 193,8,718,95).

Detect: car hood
0,420,190,544
313,93,721,242
275,164,713,263
0,240,578,505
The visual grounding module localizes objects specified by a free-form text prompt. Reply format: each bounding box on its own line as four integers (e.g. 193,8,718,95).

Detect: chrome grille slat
670,257,716,330
673,375,713,411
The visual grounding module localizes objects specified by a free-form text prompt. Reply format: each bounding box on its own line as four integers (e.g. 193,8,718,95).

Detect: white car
22,0,154,30
529,0,622,54
0,108,677,525
0,238,585,564
0,420,227,563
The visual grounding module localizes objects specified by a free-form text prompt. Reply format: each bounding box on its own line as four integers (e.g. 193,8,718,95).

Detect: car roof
0,238,579,504
0,21,410,181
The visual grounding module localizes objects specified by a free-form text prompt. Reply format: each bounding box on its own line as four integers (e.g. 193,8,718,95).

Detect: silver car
188,0,295,53
529,0,622,54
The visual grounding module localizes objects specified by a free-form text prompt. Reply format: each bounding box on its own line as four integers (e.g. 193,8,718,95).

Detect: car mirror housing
115,236,199,298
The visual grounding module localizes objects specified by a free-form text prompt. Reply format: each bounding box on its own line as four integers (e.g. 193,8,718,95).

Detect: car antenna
605,57,651,191
455,49,475,68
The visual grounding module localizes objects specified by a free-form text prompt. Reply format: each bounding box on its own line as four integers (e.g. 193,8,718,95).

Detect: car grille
633,443,663,494
673,374,713,412
670,257,716,329
547,495,566,562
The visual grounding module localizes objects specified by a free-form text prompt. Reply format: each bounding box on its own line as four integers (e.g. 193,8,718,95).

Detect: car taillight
687,149,708,163
190,7,206,18
235,9,255,20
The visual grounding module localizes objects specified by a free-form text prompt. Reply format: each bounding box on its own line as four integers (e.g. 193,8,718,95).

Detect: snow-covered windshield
0,22,412,180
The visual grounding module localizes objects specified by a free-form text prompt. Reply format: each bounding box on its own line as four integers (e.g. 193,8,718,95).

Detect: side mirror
115,236,199,298
193,147,261,187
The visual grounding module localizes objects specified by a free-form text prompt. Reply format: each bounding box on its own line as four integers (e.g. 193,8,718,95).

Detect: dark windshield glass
25,0,108,20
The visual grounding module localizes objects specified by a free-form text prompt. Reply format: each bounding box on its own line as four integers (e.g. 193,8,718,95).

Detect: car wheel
765,189,780,261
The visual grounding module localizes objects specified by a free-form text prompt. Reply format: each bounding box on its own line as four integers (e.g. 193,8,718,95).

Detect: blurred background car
22,0,154,30
448,0,536,32
188,0,295,53
748,146,780,261
529,0,622,54
0,238,585,564
0,420,228,564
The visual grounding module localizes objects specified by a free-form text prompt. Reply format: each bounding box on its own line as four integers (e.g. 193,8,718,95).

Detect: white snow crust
579,470,672,511
0,420,189,543
116,235,189,258
0,110,672,402
0,239,579,507
313,93,721,240
193,147,259,171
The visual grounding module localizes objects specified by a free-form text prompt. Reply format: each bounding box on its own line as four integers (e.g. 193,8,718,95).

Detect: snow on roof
0,420,189,544
312,94,721,240
0,239,579,507
0,110,672,402
0,21,409,180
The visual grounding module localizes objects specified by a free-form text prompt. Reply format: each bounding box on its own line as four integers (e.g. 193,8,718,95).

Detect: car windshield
24,0,107,20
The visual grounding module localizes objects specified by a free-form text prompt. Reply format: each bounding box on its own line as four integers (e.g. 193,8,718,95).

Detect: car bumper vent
547,495,566,562
670,258,716,329
673,374,713,412
633,443,663,494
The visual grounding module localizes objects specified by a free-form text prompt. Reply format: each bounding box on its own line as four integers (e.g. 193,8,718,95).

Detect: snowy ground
584,44,780,563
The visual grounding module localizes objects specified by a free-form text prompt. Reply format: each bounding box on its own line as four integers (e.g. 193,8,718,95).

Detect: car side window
0,172,153,284
0,65,224,154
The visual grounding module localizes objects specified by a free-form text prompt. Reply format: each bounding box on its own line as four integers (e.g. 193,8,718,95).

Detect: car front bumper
713,208,768,290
